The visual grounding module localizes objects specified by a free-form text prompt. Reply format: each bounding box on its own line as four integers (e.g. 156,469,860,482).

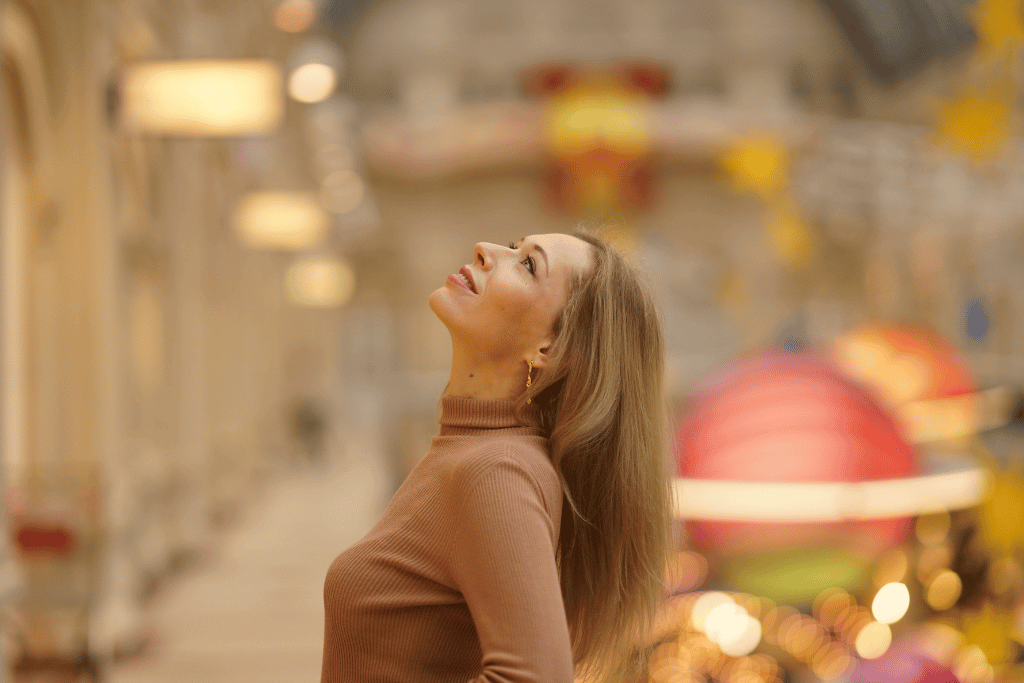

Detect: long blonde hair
516,230,673,681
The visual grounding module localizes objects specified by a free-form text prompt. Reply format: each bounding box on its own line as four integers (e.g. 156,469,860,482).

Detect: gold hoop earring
526,360,533,404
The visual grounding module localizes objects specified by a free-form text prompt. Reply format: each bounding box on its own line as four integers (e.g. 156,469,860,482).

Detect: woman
322,230,673,682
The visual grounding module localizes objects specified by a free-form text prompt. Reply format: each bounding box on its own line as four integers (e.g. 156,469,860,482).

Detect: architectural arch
1,0,59,471
1,1,56,191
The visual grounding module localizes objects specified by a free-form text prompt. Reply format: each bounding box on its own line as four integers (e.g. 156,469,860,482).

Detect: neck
445,345,523,401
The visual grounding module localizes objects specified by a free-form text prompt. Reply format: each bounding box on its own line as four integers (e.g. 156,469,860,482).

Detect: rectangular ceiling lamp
122,60,283,136
234,191,329,250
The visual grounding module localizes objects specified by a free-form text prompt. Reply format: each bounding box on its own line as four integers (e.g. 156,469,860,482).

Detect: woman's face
429,233,594,364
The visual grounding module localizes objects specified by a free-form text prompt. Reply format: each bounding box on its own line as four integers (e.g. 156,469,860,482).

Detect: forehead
526,233,593,273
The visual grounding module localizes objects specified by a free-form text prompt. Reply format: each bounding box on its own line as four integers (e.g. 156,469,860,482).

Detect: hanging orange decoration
978,467,1024,554
532,63,667,218
721,135,791,200
934,0,1022,161
971,0,1024,59
721,134,815,268
935,85,1013,162
832,323,981,445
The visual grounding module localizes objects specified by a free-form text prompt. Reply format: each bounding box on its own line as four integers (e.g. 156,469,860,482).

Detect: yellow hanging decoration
546,82,650,159
972,0,1024,60
721,135,791,200
721,134,815,269
935,85,1013,162
768,199,816,269
962,607,1015,666
934,0,1021,161
978,467,1024,554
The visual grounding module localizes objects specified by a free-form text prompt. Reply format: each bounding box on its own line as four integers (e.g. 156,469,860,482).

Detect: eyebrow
518,237,549,276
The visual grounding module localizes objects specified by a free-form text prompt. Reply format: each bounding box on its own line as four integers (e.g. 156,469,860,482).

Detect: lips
459,266,477,293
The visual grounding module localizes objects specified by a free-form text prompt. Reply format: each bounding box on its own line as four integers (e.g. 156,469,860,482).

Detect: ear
530,339,555,371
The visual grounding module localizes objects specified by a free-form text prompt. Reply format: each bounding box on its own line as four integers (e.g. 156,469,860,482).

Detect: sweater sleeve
449,451,574,683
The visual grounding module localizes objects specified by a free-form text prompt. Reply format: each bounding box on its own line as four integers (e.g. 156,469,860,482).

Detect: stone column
0,3,17,678
83,0,154,658
169,137,212,555
29,0,121,663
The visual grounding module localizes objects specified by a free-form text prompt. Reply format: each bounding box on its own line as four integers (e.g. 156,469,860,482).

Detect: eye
509,242,536,275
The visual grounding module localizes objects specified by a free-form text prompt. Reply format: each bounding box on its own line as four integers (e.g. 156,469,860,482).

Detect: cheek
484,291,541,340
489,283,532,315
508,303,558,343
482,279,558,335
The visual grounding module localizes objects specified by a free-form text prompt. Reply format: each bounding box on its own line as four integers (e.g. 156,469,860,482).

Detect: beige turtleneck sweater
321,395,573,683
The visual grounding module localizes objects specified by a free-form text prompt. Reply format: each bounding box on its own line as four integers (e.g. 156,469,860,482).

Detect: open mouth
459,267,477,293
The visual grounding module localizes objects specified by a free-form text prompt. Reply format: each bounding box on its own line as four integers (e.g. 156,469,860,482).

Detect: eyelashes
508,242,536,276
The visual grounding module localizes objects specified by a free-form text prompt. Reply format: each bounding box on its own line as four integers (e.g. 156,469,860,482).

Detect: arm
450,455,574,683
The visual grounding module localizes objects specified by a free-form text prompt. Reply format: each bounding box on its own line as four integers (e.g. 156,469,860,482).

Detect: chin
430,289,476,344
428,287,451,325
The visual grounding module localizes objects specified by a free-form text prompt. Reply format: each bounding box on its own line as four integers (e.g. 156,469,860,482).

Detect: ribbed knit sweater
321,395,573,683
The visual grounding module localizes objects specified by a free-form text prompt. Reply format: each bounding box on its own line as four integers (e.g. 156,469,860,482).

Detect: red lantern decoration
527,62,668,216
833,323,980,444
676,352,920,601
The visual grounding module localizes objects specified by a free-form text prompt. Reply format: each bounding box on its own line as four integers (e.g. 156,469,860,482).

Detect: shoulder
447,437,563,546
449,436,560,506
450,436,555,482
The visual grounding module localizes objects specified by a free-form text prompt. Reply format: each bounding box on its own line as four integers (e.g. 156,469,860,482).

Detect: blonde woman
322,230,673,682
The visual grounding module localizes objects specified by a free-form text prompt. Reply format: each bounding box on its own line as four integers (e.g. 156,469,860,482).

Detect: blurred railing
3,460,105,680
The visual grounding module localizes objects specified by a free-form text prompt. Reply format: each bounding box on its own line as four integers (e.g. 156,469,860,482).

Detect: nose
474,242,496,269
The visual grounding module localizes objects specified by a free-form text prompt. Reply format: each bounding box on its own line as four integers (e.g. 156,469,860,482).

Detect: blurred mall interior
2,0,1024,681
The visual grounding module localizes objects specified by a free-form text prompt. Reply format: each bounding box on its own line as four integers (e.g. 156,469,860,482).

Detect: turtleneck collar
438,395,544,436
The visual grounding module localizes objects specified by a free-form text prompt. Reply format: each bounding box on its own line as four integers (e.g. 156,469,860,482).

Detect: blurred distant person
289,396,328,465
1012,391,1024,427
321,231,673,682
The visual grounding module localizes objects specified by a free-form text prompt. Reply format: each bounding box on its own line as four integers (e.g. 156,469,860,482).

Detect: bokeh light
915,511,952,546
724,622,763,660
926,569,963,611
872,549,910,587
285,256,355,308
837,608,874,646
666,551,710,595
917,543,954,584
705,602,748,643
761,605,799,646
234,191,328,250
871,582,911,624
812,642,855,681
814,588,856,630
855,620,893,659
692,592,734,633
289,62,337,104
274,0,316,33
721,136,790,200
954,644,995,683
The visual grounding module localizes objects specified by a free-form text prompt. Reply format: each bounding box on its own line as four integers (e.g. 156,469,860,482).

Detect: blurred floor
108,439,391,683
